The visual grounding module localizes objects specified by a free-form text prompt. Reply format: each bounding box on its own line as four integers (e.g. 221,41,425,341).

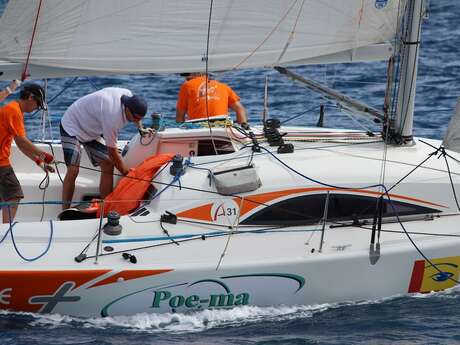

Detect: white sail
443,97,460,153
0,0,405,77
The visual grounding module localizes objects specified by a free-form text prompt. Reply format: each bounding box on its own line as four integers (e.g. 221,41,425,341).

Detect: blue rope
9,220,54,262
0,220,53,261
0,221,17,244
144,157,192,201
0,200,90,207
260,146,384,191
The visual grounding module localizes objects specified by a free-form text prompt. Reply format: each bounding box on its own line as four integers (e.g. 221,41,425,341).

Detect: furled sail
0,0,405,77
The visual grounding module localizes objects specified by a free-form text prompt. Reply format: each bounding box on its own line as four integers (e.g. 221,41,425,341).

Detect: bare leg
2,198,19,224
99,160,114,199
62,165,80,210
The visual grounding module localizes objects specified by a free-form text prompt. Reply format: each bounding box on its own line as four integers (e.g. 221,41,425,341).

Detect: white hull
2,126,460,317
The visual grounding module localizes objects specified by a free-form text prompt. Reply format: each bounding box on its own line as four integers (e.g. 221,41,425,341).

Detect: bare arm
107,146,129,175
14,136,45,161
0,80,20,103
176,108,186,123
0,89,10,103
230,101,247,124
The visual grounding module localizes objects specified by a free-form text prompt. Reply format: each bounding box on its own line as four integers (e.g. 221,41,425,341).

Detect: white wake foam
410,283,460,299
17,304,327,333
4,290,455,334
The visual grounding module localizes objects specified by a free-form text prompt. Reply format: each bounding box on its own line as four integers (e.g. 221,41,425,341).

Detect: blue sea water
1,1,460,344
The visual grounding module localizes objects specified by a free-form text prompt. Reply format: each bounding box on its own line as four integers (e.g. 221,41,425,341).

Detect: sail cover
0,0,405,75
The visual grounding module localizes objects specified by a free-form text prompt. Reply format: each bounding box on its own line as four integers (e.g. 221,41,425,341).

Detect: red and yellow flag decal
408,256,460,293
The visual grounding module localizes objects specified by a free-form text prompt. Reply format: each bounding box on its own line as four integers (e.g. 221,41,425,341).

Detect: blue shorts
60,123,110,167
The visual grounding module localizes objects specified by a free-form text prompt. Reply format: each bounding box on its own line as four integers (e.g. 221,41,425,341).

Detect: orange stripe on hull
177,203,213,221
0,269,172,313
89,269,172,288
176,187,446,222
0,270,110,312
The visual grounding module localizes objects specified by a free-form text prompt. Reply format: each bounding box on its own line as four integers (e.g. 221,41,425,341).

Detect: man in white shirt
60,87,148,209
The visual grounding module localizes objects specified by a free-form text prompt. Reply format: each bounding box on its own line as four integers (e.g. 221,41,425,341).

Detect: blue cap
121,94,147,118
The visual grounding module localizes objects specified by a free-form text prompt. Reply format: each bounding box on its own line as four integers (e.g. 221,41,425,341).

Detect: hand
43,164,55,173
139,127,155,137
37,162,55,173
6,80,20,94
121,167,131,176
241,122,250,130
39,152,54,164
11,79,21,90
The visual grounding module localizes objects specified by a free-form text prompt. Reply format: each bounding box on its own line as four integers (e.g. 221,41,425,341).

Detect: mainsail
0,0,405,77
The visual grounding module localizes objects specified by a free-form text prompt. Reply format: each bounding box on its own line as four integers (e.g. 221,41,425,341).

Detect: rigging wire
418,140,460,212
380,58,395,192
216,196,244,271
30,77,79,118
339,107,376,133
440,154,460,211
21,0,43,81
231,0,299,70
204,0,219,156
275,0,306,64
280,105,317,125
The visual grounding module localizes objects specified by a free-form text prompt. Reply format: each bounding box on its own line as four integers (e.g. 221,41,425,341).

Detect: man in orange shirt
176,73,248,126
0,83,54,223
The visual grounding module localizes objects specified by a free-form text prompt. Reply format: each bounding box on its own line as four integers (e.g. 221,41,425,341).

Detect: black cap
121,94,147,118
22,83,46,110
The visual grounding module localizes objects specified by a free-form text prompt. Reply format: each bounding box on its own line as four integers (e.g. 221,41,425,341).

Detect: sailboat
0,0,459,317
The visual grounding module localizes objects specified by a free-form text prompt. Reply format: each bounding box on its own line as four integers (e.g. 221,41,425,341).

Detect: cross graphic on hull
29,282,81,313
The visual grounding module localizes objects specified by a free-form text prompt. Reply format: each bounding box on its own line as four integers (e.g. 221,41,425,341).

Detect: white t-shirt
61,87,131,147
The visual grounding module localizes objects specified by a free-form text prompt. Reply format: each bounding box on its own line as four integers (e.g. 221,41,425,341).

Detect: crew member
0,83,54,223
176,72,248,126
60,87,148,209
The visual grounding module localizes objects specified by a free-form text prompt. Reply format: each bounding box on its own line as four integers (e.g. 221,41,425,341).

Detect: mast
393,0,424,144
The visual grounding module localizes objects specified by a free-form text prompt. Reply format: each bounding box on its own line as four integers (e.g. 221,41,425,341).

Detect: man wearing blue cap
60,87,148,209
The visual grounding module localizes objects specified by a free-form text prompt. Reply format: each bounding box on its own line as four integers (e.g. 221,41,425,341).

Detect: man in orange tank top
176,73,248,126
0,84,55,223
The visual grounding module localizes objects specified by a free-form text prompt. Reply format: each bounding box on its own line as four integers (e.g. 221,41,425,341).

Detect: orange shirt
0,101,25,167
176,76,240,120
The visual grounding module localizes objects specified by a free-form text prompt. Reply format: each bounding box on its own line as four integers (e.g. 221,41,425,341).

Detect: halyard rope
21,0,43,81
